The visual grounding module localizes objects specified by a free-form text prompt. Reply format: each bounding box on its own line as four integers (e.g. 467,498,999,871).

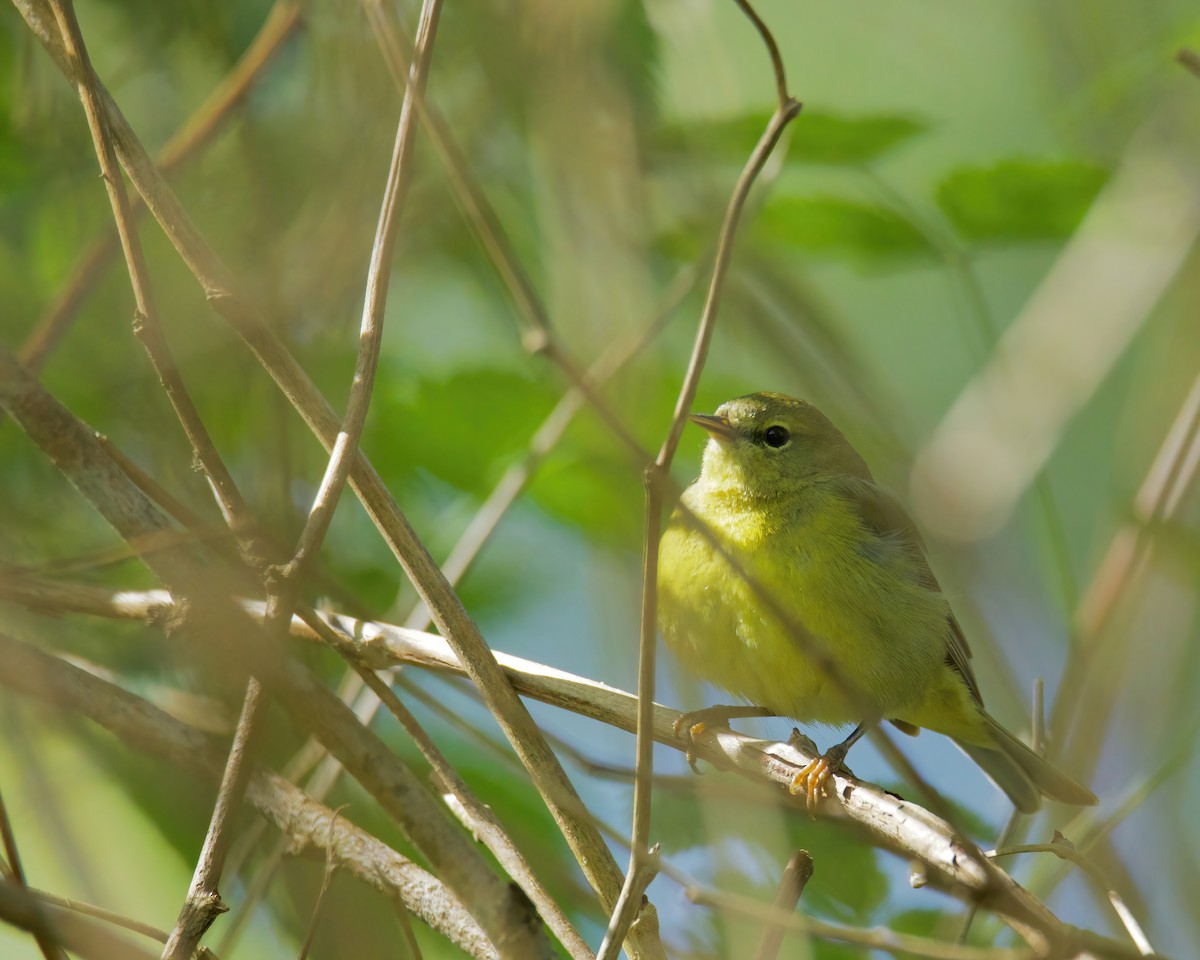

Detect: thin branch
752,850,814,960
686,883,1032,960
600,2,803,954
0,881,158,960
161,679,265,960
0,789,68,960
0,349,557,960
295,808,343,960
336,650,594,960
731,0,789,108
654,94,800,469
0,632,500,960
16,888,175,947
44,0,246,526
958,681,1047,944
0,578,1088,947
284,0,442,579
18,0,304,373
990,842,1154,956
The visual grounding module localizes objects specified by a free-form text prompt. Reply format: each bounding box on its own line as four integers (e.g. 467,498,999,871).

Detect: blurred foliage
656,108,928,166
936,158,1110,243
2,0,1200,958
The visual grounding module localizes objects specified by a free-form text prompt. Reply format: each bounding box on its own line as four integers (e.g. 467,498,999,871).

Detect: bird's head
689,392,870,498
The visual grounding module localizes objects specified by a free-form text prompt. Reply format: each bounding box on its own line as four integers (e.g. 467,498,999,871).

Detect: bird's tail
956,712,1097,813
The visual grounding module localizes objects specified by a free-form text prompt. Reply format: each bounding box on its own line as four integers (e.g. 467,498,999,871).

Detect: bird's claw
788,742,850,817
672,714,710,773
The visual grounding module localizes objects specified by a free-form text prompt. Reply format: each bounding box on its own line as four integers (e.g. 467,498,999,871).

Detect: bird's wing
834,476,984,706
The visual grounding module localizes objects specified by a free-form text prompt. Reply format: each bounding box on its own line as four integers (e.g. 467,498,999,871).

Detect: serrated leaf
657,109,927,166
936,158,1108,243
756,195,933,262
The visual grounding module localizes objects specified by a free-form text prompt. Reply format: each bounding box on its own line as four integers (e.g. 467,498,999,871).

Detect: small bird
657,391,1097,812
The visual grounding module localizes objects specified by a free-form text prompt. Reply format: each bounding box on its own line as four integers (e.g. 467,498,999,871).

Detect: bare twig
687,883,1032,960
15,888,175,947
752,850,814,960
0,632,499,960
990,841,1154,956
600,2,803,954
337,652,594,960
0,349,557,959
957,681,1047,944
0,577,1078,946
44,0,246,526
296,808,344,960
161,680,265,960
0,881,158,960
18,0,304,372
0,789,68,960
284,0,441,579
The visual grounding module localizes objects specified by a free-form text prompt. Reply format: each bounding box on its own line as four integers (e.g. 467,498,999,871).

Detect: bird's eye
762,425,790,448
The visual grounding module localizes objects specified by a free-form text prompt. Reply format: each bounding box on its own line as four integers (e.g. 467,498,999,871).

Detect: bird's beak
688,413,736,443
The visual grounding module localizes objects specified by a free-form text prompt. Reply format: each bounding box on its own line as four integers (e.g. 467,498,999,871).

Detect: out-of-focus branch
1051,370,1200,769
911,118,1200,543
752,850,813,960
990,842,1154,956
688,883,1032,960
600,0,802,946
0,788,68,960
0,632,499,960
0,575,1124,954
0,881,158,960
18,0,304,372
0,345,557,960
13,5,632,945
1177,48,1200,79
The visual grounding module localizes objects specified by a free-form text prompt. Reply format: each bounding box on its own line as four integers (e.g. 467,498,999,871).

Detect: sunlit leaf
936,158,1108,243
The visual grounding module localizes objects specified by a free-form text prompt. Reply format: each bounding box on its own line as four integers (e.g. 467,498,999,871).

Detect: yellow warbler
657,392,1096,812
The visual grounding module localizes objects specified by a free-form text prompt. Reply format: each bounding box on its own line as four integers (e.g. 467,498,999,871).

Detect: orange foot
673,705,777,773
786,733,855,816
789,755,835,815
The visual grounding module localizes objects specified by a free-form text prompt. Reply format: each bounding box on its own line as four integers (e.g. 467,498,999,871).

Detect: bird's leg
788,722,872,815
674,705,777,772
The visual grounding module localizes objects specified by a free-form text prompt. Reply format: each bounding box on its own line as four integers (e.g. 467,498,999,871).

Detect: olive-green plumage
658,392,1096,811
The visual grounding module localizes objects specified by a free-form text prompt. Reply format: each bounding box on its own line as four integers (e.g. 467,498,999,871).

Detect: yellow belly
658,487,956,728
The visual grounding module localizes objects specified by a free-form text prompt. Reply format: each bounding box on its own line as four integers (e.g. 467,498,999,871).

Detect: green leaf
790,111,928,165
936,158,1108,243
755,195,933,262
657,109,927,166
367,366,559,497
